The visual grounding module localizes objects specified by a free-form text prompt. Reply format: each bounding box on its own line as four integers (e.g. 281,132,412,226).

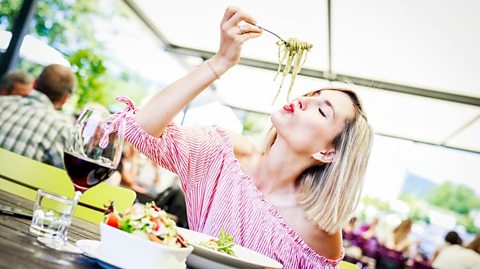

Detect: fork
256,25,288,45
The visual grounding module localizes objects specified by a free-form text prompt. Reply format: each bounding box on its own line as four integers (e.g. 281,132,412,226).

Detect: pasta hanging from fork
273,38,313,103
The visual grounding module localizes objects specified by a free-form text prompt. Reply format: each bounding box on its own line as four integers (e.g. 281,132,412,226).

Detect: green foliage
427,182,480,216
102,72,148,107
17,60,44,76
362,196,391,212
0,0,152,112
241,112,269,144
33,0,103,52
0,0,21,30
399,194,430,223
69,49,107,111
458,216,478,234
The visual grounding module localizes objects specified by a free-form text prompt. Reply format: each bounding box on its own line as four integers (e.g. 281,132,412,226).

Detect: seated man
0,70,34,96
0,64,76,168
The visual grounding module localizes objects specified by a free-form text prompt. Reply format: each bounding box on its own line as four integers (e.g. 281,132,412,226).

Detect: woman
106,7,373,268
385,219,414,253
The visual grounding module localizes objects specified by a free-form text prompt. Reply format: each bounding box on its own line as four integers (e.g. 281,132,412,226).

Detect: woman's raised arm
136,7,262,137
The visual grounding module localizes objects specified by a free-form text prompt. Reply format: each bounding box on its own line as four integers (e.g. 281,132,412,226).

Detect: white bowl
99,223,193,269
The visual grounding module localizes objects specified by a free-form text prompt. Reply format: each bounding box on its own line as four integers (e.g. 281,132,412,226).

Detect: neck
253,139,316,196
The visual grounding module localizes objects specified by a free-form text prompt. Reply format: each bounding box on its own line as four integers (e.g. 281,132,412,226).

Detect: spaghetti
273,38,313,103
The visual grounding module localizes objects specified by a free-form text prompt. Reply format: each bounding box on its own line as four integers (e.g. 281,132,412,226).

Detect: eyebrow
325,99,336,119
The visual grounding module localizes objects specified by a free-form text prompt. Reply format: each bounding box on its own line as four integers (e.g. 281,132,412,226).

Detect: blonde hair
466,233,480,254
393,219,413,245
263,88,373,234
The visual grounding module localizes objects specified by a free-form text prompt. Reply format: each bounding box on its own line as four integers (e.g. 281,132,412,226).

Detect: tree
69,49,107,110
427,182,480,216
362,196,391,212
0,0,20,30
0,0,137,111
399,194,430,223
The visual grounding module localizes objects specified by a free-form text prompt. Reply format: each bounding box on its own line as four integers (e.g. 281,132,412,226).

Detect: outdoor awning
122,0,480,153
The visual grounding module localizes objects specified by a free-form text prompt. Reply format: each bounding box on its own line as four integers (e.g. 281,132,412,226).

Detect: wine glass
64,108,124,193
37,108,124,251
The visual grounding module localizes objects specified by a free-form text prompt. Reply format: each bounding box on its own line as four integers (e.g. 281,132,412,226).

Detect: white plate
37,237,83,254
177,228,283,269
75,240,120,269
75,239,101,259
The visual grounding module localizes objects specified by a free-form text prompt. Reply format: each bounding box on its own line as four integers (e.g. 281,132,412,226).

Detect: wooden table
0,190,102,269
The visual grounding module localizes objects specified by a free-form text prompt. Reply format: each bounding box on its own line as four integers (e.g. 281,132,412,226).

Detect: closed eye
318,108,326,117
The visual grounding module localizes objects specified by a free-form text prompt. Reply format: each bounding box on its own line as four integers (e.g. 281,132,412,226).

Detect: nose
296,98,307,111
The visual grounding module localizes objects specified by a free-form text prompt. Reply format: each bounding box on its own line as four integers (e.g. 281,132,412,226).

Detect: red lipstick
283,103,294,113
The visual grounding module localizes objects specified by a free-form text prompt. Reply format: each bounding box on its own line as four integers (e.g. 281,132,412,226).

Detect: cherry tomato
105,213,120,229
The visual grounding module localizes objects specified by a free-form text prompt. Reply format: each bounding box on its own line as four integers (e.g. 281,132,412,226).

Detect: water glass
30,189,81,248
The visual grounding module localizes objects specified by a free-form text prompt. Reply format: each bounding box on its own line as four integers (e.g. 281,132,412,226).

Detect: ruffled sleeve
102,96,232,195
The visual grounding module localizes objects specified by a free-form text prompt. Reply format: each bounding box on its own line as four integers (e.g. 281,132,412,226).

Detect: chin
270,111,282,127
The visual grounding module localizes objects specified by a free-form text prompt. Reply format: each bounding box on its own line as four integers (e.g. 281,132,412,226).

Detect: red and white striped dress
112,97,342,268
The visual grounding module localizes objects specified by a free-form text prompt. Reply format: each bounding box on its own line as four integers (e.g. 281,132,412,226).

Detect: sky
363,135,480,201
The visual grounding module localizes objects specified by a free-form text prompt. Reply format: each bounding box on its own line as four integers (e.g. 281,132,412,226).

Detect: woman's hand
136,7,262,137
210,6,262,73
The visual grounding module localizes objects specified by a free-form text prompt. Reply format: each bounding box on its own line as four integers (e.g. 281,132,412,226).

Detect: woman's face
271,90,355,155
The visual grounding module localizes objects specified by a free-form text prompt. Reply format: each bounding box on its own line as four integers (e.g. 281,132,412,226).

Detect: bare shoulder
311,229,343,260
282,208,343,260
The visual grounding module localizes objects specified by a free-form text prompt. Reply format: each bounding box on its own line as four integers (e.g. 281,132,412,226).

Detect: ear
54,93,71,110
312,150,336,163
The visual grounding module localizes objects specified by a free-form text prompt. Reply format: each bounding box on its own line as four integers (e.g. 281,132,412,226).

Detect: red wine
63,151,115,192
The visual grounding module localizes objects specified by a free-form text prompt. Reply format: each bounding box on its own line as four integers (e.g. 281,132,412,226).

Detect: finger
238,32,263,42
221,6,239,25
238,23,262,35
223,11,257,30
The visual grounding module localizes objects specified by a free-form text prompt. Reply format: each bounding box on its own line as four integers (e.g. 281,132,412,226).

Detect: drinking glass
30,189,81,250
64,108,124,193
34,108,124,251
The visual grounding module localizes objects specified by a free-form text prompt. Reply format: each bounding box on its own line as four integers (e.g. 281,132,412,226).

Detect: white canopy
123,0,480,153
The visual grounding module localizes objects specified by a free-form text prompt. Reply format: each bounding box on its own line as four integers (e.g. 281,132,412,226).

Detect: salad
199,229,235,256
104,202,188,248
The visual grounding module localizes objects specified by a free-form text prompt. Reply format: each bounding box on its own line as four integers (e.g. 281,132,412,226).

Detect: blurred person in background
115,142,188,227
430,230,463,263
101,7,374,268
0,64,75,168
385,218,414,254
466,233,480,255
343,216,359,237
0,70,34,96
117,142,147,193
432,232,480,269
359,216,380,239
